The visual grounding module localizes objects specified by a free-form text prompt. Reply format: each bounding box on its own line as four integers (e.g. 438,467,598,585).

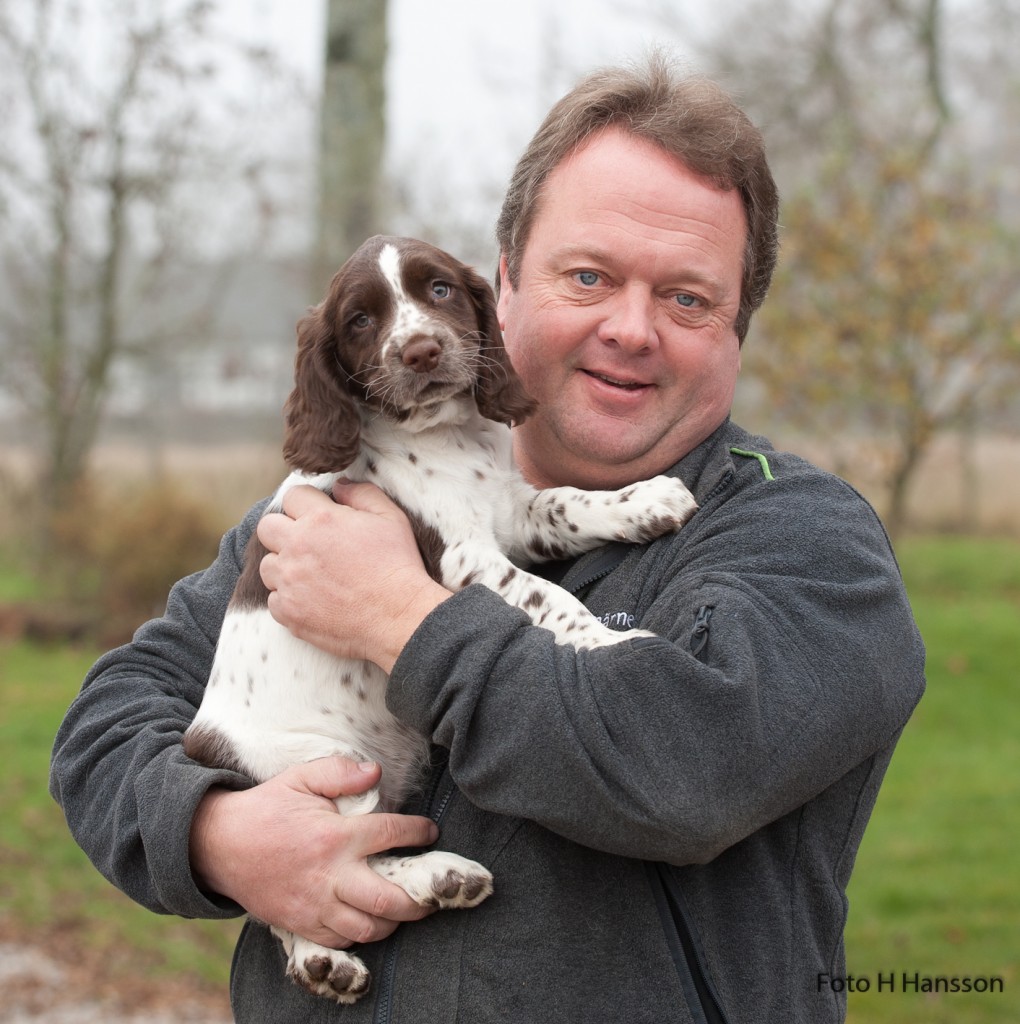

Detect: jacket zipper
561,541,633,596
373,757,455,1024
690,605,714,659
646,862,730,1024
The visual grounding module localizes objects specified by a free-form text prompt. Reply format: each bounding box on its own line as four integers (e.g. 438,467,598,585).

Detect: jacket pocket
645,862,730,1024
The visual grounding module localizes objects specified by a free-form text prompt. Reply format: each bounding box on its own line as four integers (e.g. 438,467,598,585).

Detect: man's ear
496,253,513,330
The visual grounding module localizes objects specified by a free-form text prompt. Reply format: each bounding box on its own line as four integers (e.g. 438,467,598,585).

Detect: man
51,58,925,1023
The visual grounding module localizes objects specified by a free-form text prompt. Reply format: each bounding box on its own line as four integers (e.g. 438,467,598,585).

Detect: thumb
332,480,405,520
287,756,382,800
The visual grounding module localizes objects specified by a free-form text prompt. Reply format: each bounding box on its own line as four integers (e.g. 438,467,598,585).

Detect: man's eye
576,271,600,287
674,293,699,308
431,281,451,299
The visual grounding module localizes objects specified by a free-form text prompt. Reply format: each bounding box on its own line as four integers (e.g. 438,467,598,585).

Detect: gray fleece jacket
50,419,925,1024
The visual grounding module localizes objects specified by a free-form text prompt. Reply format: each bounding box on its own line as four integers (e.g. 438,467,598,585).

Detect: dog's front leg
508,475,697,564
444,543,656,649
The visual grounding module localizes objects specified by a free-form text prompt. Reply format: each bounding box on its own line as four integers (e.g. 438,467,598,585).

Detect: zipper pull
690,605,714,658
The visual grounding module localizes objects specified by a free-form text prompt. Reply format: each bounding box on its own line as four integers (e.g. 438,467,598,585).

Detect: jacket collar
548,417,757,592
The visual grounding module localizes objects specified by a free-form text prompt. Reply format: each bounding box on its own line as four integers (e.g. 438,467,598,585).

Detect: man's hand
257,482,451,672
189,757,441,949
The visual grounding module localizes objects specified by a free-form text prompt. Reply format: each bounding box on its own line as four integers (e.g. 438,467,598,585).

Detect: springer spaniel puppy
184,235,697,1004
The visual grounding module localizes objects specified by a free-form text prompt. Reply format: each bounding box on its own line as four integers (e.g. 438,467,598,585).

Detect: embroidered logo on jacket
598,610,637,630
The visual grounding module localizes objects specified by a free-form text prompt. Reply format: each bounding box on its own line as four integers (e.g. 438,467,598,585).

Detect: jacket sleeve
386,463,926,866
48,502,267,919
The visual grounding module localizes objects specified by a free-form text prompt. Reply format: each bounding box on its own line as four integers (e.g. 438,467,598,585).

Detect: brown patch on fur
230,535,271,610
282,303,363,474
400,505,447,582
528,538,568,561
182,722,247,774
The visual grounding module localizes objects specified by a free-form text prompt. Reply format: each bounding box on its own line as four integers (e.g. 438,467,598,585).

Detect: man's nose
596,286,659,353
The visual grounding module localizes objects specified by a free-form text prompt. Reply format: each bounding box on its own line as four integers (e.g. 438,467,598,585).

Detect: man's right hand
188,757,440,948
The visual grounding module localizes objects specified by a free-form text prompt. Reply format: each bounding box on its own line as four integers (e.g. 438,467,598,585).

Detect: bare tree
315,0,387,286
0,0,297,535
696,0,1020,533
753,151,1020,535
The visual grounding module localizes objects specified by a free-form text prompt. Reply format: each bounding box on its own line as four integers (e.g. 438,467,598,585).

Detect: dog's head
283,236,536,473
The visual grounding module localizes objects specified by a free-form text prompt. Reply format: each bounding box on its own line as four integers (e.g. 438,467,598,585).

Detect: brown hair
495,55,779,343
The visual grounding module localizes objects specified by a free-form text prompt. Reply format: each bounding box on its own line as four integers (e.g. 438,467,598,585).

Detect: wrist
189,786,238,898
376,578,452,673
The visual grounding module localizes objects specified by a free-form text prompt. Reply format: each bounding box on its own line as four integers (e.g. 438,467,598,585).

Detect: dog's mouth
362,361,475,414
411,376,470,403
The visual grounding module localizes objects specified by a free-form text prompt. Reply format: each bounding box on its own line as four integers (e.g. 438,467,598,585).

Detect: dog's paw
273,928,371,1005
370,851,493,909
611,475,697,541
289,941,371,1004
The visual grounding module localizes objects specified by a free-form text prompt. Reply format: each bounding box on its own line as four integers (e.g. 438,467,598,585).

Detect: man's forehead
529,131,746,267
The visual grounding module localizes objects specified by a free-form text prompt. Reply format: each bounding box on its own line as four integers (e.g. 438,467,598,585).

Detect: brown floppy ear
460,265,537,426
282,304,361,473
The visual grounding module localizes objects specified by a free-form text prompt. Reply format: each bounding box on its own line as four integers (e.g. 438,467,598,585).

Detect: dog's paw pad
289,950,371,1005
372,850,494,910
427,865,494,909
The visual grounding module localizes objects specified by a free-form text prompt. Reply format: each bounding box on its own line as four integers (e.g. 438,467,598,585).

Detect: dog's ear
282,303,361,473
460,265,536,426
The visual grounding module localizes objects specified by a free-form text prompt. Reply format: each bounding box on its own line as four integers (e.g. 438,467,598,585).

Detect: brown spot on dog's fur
400,505,447,581
230,535,271,611
182,723,248,775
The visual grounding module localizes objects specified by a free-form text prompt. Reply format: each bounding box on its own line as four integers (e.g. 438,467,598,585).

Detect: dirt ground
0,929,232,1024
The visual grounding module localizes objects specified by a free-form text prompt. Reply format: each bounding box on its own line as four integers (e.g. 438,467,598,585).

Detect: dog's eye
431,281,452,300
351,313,372,329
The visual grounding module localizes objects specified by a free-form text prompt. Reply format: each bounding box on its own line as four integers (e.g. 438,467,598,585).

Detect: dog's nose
402,338,442,373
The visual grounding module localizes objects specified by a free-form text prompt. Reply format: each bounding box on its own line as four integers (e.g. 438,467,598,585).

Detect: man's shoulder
675,420,892,554
673,420,830,502
713,421,865,496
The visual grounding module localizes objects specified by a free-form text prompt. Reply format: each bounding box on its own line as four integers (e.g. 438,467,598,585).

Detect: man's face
497,127,746,490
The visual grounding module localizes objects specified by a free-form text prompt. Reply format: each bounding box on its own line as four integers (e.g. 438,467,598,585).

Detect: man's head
495,55,778,345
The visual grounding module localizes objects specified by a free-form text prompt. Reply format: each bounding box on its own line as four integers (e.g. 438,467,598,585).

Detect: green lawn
844,536,1019,1022
0,641,240,990
0,535,1017,1016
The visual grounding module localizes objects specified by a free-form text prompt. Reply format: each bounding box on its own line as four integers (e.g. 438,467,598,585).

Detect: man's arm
387,468,926,866
50,502,440,944
256,468,925,868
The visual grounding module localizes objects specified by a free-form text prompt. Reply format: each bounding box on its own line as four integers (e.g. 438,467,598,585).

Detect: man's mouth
583,370,649,391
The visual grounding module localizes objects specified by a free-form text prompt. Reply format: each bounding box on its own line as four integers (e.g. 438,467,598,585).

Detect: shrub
45,477,226,643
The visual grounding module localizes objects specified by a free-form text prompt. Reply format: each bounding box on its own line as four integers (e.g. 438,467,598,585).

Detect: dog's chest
357,425,516,543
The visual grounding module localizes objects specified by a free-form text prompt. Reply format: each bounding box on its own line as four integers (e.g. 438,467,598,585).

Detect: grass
843,535,1020,1023
0,640,240,991
0,534,1017,1018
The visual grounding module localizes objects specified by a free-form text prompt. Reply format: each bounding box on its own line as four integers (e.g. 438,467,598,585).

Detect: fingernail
357,761,377,773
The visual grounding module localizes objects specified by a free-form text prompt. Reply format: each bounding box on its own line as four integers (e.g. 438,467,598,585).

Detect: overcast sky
223,0,715,258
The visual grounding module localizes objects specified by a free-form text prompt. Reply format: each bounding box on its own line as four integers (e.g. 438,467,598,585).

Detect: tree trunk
315,0,388,288
885,411,933,539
